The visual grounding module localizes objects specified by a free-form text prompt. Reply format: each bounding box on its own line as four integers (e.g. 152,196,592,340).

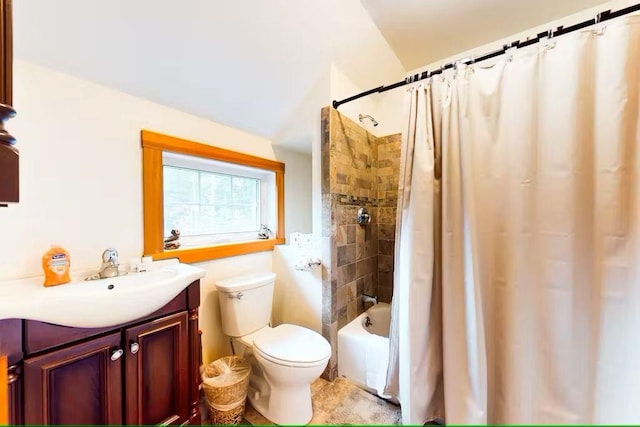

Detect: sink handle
130,342,140,354
110,349,124,361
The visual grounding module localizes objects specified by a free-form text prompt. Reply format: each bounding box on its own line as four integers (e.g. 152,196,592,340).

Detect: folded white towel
294,257,321,271
365,334,391,399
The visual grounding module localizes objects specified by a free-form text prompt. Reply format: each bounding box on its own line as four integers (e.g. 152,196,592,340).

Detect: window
142,130,285,263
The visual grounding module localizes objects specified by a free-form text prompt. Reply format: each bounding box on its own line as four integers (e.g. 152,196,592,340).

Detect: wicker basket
207,400,246,426
202,356,251,424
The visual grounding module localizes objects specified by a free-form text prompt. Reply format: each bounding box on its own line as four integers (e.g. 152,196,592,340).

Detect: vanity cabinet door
7,363,22,425
124,311,189,425
23,332,123,425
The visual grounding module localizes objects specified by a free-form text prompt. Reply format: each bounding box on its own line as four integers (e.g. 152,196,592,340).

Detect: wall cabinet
0,0,17,206
0,280,201,425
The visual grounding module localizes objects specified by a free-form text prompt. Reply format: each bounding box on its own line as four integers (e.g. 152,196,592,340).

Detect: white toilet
215,272,331,425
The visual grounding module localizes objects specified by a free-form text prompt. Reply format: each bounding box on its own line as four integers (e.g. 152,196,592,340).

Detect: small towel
365,334,391,399
294,257,321,271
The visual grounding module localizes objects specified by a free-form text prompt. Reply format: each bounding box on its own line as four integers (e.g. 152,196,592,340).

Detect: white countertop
0,259,206,328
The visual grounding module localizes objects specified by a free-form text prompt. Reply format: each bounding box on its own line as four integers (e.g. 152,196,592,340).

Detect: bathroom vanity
0,261,205,425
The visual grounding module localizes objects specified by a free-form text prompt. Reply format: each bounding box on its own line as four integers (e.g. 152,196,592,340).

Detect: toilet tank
215,272,276,337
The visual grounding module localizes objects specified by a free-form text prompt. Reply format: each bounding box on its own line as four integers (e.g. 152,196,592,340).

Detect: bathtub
338,302,392,399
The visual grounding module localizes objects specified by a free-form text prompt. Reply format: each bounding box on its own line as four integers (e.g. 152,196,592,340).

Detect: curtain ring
593,14,607,36
542,27,556,50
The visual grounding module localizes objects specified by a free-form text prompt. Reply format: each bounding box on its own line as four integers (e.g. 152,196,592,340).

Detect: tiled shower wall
376,134,401,304
320,107,401,380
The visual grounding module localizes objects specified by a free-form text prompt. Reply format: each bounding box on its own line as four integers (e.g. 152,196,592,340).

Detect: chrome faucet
362,294,378,305
99,248,120,278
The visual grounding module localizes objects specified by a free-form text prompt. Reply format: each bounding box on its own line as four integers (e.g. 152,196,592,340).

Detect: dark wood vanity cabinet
1,280,202,425
0,318,23,425
124,312,189,425
24,332,124,425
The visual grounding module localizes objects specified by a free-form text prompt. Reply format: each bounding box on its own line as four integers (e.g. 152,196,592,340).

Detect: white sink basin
0,260,205,328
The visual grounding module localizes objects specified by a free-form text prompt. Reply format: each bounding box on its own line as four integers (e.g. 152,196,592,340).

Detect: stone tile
338,306,348,329
356,277,365,296
356,224,365,245
310,377,353,415
386,190,398,200
337,205,358,226
378,207,395,224
337,244,356,267
377,158,393,168
321,363,338,382
320,193,333,238
379,239,395,256
357,296,365,315
345,225,356,244
347,301,358,322
379,286,393,304
366,237,378,258
379,223,395,240
337,224,355,246
322,279,337,324
370,257,379,274
364,224,374,242
364,273,376,295
338,263,356,286
378,271,393,289
356,259,367,278
347,281,357,302
309,409,331,425
337,285,347,310
378,254,394,273
356,239,369,261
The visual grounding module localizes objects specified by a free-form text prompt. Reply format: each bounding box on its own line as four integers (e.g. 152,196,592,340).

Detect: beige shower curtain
385,83,445,424
387,15,640,424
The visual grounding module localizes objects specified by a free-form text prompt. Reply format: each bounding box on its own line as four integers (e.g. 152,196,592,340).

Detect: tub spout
362,294,378,305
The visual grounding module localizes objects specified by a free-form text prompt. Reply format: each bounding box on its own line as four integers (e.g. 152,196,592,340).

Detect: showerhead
358,114,378,127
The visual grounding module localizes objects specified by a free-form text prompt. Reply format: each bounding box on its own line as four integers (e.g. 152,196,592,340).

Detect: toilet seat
246,324,331,367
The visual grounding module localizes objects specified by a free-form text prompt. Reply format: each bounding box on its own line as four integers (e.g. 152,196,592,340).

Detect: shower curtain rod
332,2,640,110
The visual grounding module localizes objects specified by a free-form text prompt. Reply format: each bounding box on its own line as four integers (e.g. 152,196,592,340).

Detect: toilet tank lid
215,272,276,292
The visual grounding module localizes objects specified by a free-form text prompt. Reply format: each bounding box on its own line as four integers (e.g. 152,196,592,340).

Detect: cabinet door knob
111,349,124,361
130,342,140,354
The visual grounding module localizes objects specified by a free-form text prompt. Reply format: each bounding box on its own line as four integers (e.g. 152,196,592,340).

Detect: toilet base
249,380,313,425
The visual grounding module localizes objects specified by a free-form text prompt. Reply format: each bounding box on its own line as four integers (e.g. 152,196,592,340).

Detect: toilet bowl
238,324,330,424
216,273,331,425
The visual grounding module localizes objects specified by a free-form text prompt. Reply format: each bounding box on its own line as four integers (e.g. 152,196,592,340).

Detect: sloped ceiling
13,0,405,153
361,0,608,70
14,0,613,153
14,1,328,151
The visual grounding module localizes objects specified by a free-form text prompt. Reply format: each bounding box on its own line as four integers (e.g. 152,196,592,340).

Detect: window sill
146,237,286,264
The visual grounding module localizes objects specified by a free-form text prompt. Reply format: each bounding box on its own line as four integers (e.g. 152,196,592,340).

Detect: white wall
272,147,312,235
272,245,322,333
329,63,405,139
2,60,309,363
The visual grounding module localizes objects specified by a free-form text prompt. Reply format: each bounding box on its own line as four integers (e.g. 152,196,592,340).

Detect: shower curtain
386,16,640,424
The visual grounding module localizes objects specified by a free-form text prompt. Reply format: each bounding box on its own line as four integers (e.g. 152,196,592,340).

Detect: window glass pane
164,167,198,204
163,165,261,239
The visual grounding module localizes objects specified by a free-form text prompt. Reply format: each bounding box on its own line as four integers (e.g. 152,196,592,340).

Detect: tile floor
241,377,401,425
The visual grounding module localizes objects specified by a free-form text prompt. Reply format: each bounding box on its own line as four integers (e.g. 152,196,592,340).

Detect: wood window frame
141,130,285,263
